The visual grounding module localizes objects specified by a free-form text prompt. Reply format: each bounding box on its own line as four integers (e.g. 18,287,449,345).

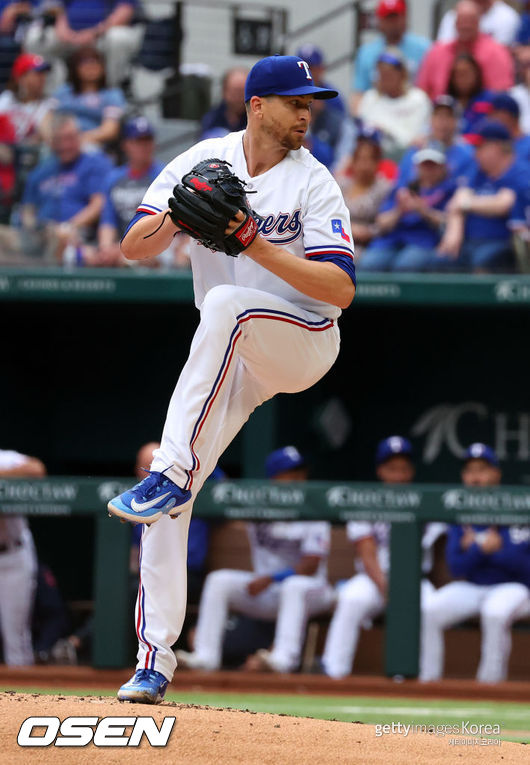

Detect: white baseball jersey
346,521,447,575
0,448,37,665
0,450,31,546
247,521,330,580
135,130,354,320
128,130,350,681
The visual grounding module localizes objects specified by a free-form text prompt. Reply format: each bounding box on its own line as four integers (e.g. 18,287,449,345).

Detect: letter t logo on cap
297,61,312,80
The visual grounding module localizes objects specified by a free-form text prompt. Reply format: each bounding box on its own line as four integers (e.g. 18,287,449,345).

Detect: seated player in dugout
420,444,530,684
175,447,334,674
105,55,355,704
321,436,446,679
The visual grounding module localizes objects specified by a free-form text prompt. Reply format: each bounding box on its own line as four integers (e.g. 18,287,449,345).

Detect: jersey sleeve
0,449,29,470
346,521,374,543
86,153,113,196
507,177,529,228
303,175,356,286
102,88,127,121
300,522,331,557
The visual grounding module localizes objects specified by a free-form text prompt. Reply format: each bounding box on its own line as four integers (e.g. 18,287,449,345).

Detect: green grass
2,687,529,744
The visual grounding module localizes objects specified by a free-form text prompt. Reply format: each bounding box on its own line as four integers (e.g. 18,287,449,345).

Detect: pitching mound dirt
0,692,525,764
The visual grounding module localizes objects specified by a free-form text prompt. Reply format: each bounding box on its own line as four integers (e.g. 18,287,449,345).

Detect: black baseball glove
168,158,261,257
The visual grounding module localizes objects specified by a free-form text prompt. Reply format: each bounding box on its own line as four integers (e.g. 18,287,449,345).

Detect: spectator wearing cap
0,1,42,89
437,120,527,272
295,44,345,114
295,45,355,169
350,0,431,116
437,0,520,46
511,40,530,134
490,92,530,164
51,46,126,150
176,446,334,674
446,53,494,139
322,436,445,679
71,116,166,268
396,96,476,188
0,53,53,145
334,129,392,256
3,113,112,262
420,444,530,684
24,0,143,88
357,48,432,159
417,1,514,101
200,68,248,140
359,147,456,272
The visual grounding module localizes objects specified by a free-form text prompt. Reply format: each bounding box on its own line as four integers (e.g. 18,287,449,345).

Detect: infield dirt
0,692,526,764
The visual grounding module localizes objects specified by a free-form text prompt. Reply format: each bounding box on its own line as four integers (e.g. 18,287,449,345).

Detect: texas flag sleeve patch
331,219,351,243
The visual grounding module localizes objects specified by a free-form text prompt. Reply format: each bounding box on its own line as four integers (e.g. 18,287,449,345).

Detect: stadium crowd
0,0,528,272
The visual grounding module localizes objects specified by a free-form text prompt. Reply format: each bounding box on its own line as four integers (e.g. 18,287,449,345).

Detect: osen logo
17,716,176,747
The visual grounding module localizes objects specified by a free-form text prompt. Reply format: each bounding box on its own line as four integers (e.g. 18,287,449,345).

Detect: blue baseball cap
475,119,511,143
377,48,407,69
463,443,499,467
375,436,413,466
295,44,324,68
123,116,155,139
491,92,520,119
265,446,306,478
356,124,382,144
244,55,338,102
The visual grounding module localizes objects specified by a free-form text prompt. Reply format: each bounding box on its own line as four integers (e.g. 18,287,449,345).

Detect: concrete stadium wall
141,0,440,99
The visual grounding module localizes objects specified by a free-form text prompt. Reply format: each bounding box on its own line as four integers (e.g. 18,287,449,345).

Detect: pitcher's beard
262,118,306,151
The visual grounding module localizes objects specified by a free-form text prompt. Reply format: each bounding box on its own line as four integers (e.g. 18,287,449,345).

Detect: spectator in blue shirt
52,45,126,149
489,92,530,166
200,68,248,140
78,116,164,267
397,95,476,188
351,0,430,115
420,444,530,684
437,120,527,272
77,116,189,269
20,113,111,260
516,1,530,46
359,147,456,272
24,0,142,87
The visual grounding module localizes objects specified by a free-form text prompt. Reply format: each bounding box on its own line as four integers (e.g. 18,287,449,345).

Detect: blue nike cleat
107,470,191,524
117,669,169,704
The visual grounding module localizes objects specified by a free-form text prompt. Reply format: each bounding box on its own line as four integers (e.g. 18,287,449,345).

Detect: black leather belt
0,539,22,554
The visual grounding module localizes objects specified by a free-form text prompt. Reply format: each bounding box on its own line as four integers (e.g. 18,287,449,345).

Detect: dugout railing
2,477,530,675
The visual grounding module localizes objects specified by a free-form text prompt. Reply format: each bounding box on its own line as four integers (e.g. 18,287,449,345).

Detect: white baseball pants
322,573,435,679
136,285,340,680
0,530,37,665
189,569,335,671
420,580,530,683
